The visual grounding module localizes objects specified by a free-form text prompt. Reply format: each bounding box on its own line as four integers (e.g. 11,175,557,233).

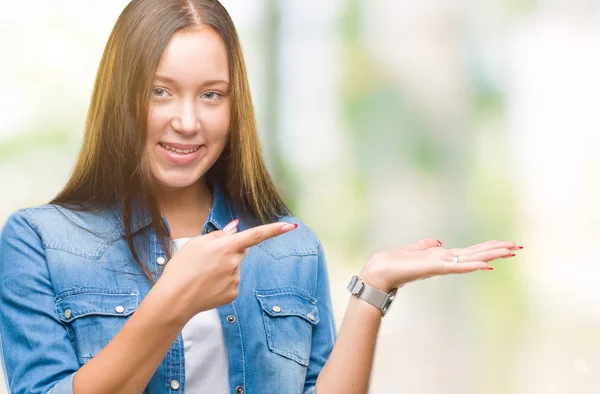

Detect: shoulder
1,204,121,258
1,206,60,243
253,215,323,260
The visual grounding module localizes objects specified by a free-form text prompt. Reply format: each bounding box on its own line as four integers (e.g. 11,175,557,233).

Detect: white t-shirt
173,238,230,393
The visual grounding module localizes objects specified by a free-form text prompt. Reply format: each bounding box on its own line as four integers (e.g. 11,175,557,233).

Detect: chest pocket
55,288,139,364
254,288,320,366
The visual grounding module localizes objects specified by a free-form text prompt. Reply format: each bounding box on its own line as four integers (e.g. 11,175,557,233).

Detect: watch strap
347,275,399,316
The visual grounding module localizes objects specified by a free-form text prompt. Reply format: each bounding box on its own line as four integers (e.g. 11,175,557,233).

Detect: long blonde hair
52,0,290,282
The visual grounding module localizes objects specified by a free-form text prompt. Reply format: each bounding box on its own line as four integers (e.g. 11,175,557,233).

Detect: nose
171,100,199,135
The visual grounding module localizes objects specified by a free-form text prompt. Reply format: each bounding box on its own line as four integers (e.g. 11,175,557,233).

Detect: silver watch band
347,275,399,317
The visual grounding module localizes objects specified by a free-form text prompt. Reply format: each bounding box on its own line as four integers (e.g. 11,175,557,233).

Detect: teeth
160,143,199,154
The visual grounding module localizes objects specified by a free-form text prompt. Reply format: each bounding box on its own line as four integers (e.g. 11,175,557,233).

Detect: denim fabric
0,186,336,394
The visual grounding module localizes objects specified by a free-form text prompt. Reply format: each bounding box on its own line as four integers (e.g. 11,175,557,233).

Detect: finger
206,219,239,239
223,219,240,233
439,260,492,275
404,238,442,251
458,248,514,263
451,240,517,256
226,222,298,251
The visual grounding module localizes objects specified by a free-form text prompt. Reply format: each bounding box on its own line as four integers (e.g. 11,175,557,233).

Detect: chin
152,170,204,190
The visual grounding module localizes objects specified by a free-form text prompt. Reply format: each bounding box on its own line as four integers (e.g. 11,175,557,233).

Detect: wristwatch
347,275,400,317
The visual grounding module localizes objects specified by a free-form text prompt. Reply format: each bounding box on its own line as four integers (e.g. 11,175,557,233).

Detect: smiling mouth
159,143,201,154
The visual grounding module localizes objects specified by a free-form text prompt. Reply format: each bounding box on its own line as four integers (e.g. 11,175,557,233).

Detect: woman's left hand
359,238,522,293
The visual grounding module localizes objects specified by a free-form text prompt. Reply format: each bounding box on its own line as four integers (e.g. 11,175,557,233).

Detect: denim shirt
0,186,336,394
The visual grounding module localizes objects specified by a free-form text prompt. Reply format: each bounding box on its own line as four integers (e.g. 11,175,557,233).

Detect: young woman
0,1,521,393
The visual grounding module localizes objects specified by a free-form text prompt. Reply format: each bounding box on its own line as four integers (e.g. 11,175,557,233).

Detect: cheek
203,105,231,143
146,108,169,142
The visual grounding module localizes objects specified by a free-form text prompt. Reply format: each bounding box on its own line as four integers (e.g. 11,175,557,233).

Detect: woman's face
146,26,231,190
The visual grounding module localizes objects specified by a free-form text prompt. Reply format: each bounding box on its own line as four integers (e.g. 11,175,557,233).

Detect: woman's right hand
159,219,298,320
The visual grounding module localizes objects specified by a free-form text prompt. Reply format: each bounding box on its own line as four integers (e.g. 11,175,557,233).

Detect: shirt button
156,256,166,266
226,315,236,324
115,306,125,314
64,309,72,319
236,386,244,394
306,312,315,321
272,305,281,313
170,380,180,390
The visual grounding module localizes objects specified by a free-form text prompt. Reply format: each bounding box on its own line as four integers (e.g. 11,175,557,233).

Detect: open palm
360,238,522,292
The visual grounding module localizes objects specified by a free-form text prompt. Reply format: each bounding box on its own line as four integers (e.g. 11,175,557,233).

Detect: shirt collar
203,183,236,233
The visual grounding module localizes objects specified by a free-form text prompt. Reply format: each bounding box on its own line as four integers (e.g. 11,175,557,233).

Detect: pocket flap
255,289,319,325
55,289,139,323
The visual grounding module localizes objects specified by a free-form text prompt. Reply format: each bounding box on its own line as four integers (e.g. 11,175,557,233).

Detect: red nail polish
486,267,494,270
437,240,443,247
518,246,524,249
509,253,516,257
293,223,298,229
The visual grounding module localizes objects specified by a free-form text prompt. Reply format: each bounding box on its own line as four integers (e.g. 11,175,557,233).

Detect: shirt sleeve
0,210,78,394
303,241,337,394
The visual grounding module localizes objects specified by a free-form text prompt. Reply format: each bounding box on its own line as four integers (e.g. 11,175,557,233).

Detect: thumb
205,219,239,239
404,238,442,251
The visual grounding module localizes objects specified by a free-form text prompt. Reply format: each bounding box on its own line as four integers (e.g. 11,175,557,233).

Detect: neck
153,178,213,239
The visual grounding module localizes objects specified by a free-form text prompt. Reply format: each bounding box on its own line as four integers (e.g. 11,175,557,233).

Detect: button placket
220,305,245,393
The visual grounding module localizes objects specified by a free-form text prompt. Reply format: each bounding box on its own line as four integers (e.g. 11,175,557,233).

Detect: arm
315,297,382,394
312,240,442,394
71,279,188,394
0,211,81,394
311,243,382,394
1,213,296,394
314,238,519,394
0,211,190,394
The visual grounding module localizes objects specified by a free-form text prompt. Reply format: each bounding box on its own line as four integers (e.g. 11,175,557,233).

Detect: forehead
155,26,229,83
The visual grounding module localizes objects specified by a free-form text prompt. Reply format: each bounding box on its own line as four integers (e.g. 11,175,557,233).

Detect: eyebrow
154,75,230,87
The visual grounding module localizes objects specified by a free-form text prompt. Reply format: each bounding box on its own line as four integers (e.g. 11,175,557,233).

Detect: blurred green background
1,1,599,393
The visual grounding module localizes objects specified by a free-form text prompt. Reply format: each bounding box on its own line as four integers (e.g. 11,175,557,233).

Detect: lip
160,142,201,150
158,143,205,165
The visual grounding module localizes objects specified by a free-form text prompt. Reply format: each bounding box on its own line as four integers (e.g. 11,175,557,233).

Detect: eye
152,87,170,98
202,91,223,100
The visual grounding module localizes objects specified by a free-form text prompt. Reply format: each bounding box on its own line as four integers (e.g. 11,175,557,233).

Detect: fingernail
437,240,443,247
509,253,516,257
518,246,524,249
482,267,494,271
224,219,239,232
281,223,298,232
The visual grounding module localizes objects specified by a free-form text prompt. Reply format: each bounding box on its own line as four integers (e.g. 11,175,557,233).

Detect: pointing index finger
227,222,298,251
